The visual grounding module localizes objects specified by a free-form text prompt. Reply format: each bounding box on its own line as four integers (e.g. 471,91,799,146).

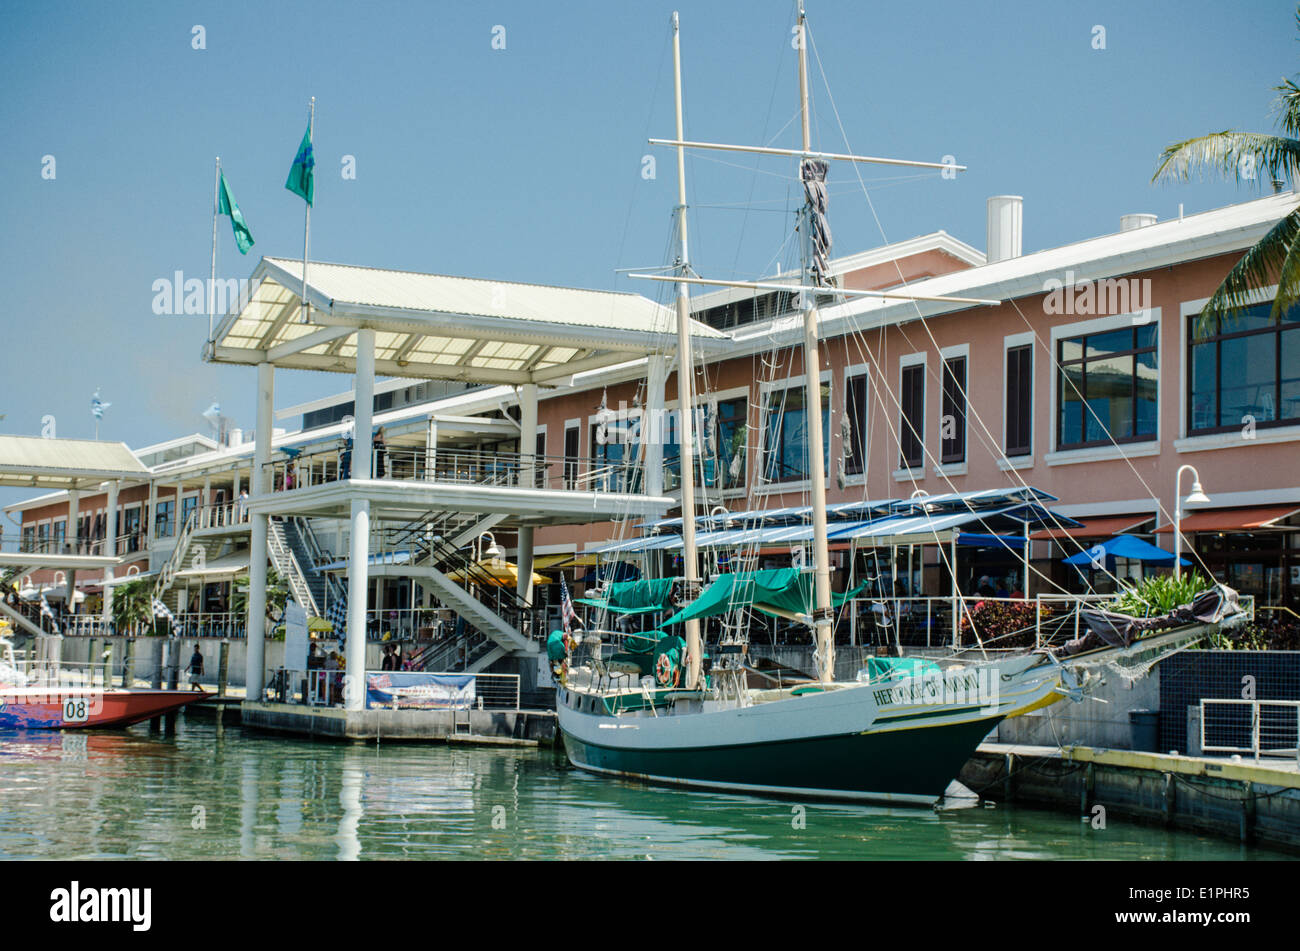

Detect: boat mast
671,11,705,691
795,1,835,684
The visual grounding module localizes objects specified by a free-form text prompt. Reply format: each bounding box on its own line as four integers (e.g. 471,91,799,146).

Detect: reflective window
763,381,830,483
1186,302,1300,434
1057,326,1158,450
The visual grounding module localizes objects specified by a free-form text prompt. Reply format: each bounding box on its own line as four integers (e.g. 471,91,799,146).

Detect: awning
1031,514,1153,541
175,554,248,578
1063,534,1188,566
1154,505,1300,534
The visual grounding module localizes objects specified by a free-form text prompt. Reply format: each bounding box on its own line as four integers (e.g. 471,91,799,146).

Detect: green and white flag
285,122,315,205
217,171,254,254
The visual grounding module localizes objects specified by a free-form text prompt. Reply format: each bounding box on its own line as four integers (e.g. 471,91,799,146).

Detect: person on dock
187,644,204,691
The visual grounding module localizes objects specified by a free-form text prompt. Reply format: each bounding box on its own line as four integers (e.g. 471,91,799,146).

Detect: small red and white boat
0,637,204,730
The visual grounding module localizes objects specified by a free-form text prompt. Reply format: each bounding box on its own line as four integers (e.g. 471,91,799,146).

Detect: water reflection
0,718,1270,861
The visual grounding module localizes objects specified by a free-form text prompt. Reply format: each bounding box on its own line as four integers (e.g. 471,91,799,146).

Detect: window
704,397,747,490
21,526,33,550
762,381,830,483
1187,302,1300,434
180,495,198,530
52,519,66,549
941,355,967,464
563,424,580,489
1005,344,1033,456
844,374,868,476
155,499,175,538
899,364,925,468
590,417,637,493
1057,325,1158,450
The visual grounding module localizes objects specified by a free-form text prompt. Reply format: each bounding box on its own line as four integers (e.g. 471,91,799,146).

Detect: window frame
1004,335,1034,458
940,348,968,465
898,353,927,471
1184,302,1300,436
1055,323,1159,451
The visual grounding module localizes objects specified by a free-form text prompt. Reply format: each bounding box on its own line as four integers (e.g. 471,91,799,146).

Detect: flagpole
301,97,314,323
209,157,220,344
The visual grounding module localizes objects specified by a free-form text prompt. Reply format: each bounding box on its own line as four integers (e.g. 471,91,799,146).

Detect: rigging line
807,25,1146,591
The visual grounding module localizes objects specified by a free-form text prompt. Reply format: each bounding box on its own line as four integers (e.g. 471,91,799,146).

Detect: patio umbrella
447,559,549,587
1062,534,1190,568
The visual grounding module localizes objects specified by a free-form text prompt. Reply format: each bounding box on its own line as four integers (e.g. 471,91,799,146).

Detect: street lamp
1173,464,1210,581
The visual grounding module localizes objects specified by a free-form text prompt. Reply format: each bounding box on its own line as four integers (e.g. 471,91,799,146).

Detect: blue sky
0,0,1296,511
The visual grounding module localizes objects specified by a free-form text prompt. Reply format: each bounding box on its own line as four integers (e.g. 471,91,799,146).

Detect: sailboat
554,6,1246,804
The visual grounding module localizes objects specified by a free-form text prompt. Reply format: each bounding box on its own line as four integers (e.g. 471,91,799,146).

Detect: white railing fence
1201,698,1300,761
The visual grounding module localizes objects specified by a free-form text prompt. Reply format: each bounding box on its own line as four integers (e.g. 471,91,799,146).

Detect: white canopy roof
0,435,150,490
208,257,728,385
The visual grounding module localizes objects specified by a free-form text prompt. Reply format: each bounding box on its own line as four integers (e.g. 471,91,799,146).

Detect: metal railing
261,445,627,495
169,611,247,640
1,531,145,558
264,668,521,710
1201,699,1300,761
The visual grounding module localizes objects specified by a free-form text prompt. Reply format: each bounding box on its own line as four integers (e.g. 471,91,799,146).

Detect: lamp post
1173,464,1210,581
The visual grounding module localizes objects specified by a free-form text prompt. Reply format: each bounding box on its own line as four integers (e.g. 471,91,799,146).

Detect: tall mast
671,11,704,690
796,1,835,684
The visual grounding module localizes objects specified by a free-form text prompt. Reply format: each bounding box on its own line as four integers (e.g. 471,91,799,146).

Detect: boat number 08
62,697,90,723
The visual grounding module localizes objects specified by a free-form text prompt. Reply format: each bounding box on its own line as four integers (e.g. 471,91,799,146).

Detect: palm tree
111,577,156,635
230,565,288,622
1153,6,1300,335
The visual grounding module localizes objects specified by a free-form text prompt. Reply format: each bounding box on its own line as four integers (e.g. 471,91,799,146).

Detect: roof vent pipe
986,196,1023,263
1120,213,1157,231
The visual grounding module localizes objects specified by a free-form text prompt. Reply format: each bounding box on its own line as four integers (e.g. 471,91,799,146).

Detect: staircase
282,517,341,615
266,518,320,618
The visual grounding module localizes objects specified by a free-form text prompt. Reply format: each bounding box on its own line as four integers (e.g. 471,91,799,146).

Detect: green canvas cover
862,656,940,682
661,569,868,627
575,577,678,615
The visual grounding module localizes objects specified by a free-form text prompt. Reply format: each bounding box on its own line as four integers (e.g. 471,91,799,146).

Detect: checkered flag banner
39,594,60,634
327,592,348,648
151,598,174,622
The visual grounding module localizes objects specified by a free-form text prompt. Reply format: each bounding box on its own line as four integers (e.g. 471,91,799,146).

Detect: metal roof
208,257,728,385
0,436,151,490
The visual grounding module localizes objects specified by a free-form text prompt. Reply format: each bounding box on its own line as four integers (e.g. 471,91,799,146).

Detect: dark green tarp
662,569,867,627
575,577,678,615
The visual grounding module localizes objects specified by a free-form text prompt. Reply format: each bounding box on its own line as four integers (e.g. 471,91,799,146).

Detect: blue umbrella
1062,534,1190,568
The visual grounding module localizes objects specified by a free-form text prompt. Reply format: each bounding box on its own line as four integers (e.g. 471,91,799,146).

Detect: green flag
217,171,254,254
285,122,315,205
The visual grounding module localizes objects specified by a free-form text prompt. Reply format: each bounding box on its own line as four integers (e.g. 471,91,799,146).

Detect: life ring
655,652,679,688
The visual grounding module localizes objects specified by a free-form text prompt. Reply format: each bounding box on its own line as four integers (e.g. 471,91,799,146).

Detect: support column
644,355,668,499
517,383,538,610
65,489,80,616
345,499,369,711
145,480,158,550
103,481,118,629
353,328,375,478
245,361,274,701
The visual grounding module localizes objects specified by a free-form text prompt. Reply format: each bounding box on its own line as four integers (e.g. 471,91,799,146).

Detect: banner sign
284,600,308,672
365,672,476,710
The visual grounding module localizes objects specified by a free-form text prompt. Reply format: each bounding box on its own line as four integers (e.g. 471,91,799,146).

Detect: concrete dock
960,742,1300,854
238,701,557,745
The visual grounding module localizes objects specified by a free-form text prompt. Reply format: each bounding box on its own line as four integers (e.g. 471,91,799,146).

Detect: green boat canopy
662,569,868,627
575,577,678,615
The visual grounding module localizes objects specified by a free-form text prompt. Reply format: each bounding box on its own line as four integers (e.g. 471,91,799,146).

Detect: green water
0,716,1275,860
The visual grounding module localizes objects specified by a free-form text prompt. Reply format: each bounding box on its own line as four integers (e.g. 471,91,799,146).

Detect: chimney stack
986,196,1023,263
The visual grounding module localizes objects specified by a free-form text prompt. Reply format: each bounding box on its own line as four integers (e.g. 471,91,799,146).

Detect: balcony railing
1,532,145,559
260,445,632,494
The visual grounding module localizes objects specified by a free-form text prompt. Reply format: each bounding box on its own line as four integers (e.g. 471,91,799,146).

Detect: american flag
327,591,348,649
560,574,576,634
39,594,59,634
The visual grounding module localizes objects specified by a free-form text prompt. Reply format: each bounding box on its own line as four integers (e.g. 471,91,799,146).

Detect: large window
155,499,175,538
1005,344,1032,456
180,495,198,530
762,381,830,483
1188,303,1300,434
941,355,967,464
844,374,868,476
899,363,925,468
705,397,747,490
563,424,580,489
590,416,638,493
1057,325,1158,450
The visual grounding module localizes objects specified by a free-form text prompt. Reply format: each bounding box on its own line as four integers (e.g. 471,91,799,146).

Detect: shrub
1111,573,1212,618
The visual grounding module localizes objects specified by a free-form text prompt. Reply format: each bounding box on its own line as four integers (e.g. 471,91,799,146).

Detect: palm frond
1153,131,1300,187
1274,77,1300,139
1194,204,1300,337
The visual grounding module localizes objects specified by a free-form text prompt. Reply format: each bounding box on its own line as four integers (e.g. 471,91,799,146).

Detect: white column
245,360,274,701
145,480,158,550
353,328,375,477
202,475,211,508
345,499,369,711
644,355,668,499
65,489,80,616
516,383,538,608
102,481,118,628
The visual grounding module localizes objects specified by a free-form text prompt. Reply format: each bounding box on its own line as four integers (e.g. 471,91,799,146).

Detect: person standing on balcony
372,426,387,478
238,490,248,522
339,436,352,480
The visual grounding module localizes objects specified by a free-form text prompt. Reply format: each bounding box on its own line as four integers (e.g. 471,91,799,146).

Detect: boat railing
264,667,521,710
17,658,114,689
258,444,622,495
